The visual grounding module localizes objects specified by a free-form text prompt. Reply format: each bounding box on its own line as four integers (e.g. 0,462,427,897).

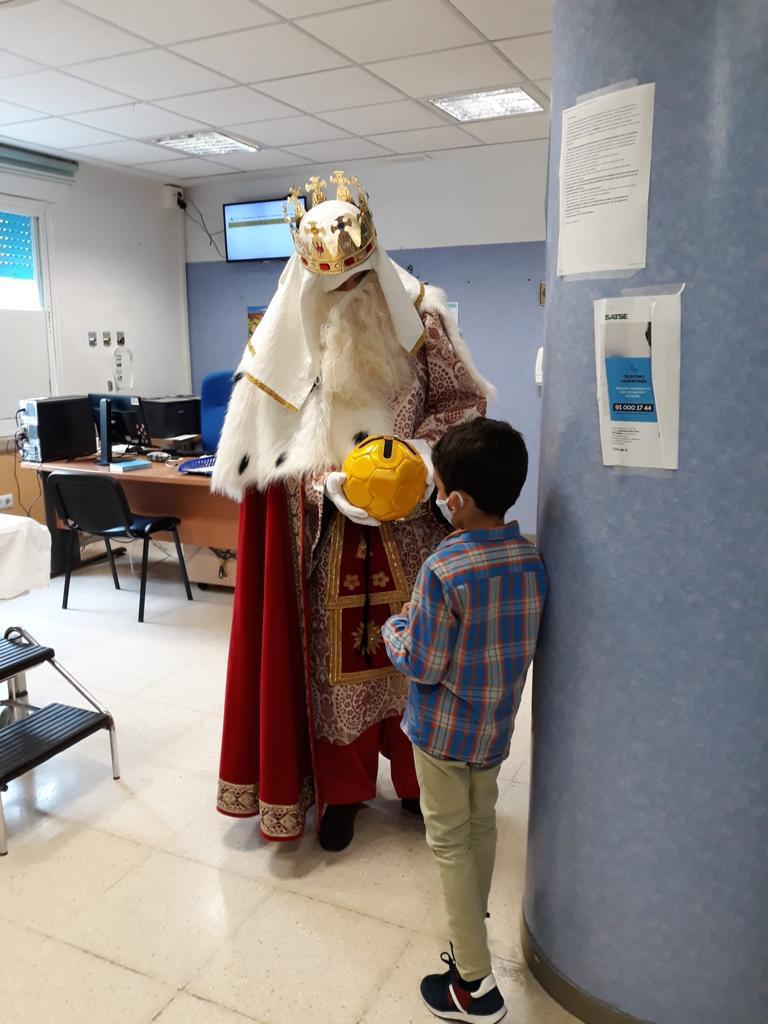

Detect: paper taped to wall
594,292,681,469
558,83,655,276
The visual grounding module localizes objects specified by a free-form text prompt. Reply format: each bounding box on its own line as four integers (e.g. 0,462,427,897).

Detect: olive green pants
413,745,501,982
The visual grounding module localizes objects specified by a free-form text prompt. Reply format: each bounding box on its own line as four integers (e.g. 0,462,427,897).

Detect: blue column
524,3,767,1023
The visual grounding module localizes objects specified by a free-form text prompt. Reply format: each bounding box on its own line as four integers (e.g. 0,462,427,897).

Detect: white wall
185,140,548,262
0,162,190,402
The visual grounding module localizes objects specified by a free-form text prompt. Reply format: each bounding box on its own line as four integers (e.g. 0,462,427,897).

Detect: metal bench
0,626,119,855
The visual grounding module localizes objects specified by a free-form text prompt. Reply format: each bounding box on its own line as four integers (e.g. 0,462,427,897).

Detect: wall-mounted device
20,395,96,462
223,197,307,262
112,347,134,391
102,331,111,346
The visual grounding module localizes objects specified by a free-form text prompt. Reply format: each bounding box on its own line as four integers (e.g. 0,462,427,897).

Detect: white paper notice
594,292,681,469
558,83,655,276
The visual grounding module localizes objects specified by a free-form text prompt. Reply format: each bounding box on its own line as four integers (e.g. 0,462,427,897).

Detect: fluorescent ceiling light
430,87,543,122
152,131,259,156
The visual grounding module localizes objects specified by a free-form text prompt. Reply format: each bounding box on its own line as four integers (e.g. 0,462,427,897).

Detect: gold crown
284,169,377,275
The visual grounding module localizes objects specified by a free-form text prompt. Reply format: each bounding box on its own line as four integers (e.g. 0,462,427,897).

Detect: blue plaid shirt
382,522,547,766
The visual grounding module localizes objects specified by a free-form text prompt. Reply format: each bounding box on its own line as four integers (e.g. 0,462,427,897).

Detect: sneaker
421,947,507,1023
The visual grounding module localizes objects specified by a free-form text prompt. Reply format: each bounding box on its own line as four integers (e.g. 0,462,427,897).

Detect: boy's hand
400,601,412,616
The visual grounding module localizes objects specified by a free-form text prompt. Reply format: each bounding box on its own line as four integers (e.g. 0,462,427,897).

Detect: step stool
0,626,119,855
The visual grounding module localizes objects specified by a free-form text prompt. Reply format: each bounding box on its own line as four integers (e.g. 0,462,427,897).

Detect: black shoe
318,803,361,852
401,797,423,817
421,947,506,1023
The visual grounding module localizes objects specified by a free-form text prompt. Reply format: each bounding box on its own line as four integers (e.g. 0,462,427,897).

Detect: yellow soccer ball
342,436,427,522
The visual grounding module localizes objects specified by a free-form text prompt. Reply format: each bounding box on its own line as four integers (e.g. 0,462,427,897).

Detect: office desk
23,457,239,583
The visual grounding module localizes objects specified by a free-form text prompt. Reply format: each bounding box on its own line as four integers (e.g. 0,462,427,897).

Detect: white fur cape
212,280,494,502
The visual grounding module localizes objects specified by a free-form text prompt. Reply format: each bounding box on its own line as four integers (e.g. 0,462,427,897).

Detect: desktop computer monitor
89,393,152,454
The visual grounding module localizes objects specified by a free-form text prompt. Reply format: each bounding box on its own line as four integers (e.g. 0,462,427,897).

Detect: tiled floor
1,550,577,1024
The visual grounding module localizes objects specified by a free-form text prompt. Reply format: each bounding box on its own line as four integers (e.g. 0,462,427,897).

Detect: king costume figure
212,170,494,851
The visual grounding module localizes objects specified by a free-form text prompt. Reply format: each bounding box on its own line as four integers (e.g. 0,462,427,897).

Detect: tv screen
223,197,306,262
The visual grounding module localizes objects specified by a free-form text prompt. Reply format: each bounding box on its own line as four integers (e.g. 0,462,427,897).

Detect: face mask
436,493,463,525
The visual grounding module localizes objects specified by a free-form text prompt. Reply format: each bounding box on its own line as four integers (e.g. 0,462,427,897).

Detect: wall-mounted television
223,197,306,262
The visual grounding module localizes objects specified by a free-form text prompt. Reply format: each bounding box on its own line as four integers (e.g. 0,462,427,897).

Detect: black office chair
48,471,193,623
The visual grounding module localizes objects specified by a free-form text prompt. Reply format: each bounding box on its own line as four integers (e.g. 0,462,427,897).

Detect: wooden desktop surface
24,456,239,551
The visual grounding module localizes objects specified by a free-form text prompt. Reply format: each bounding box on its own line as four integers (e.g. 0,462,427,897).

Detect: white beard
214,276,414,496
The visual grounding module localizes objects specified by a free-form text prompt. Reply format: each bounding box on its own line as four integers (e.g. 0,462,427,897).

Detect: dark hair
432,418,528,516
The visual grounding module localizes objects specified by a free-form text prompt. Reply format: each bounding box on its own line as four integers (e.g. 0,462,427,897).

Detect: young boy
382,418,547,1024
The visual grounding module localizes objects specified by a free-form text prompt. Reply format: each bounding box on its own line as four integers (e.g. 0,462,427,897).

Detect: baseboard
521,915,655,1024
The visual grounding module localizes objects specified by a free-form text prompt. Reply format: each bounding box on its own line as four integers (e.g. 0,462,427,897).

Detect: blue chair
200,371,234,453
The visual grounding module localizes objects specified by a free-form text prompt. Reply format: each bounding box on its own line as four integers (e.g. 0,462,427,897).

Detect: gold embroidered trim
410,330,426,354
247,338,256,357
415,282,425,309
379,522,410,596
329,601,406,686
244,372,299,412
326,514,409,686
260,775,315,839
326,517,408,610
217,778,259,816
218,776,315,836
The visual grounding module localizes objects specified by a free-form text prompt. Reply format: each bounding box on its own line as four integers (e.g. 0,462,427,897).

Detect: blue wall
186,241,545,532
526,2,768,1023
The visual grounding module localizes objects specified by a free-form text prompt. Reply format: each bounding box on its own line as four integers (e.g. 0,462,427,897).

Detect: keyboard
178,455,216,476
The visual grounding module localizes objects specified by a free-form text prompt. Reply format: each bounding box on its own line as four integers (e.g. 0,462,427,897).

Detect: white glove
406,438,435,502
325,472,381,527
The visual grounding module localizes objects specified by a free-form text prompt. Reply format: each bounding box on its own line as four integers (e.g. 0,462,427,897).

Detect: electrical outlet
0,494,13,510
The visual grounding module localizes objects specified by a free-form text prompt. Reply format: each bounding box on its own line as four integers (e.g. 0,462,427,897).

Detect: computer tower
141,395,200,439
20,395,96,462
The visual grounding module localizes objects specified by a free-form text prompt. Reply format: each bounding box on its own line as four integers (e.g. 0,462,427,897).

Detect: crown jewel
284,169,377,275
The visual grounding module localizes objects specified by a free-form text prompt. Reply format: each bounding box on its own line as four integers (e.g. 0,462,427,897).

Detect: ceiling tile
67,0,278,45
0,100,46,126
67,50,232,101
158,87,296,127
535,78,551,97
69,103,206,138
285,137,391,162
225,115,349,146
368,45,521,97
0,50,44,78
462,110,549,144
0,71,130,116
0,118,121,149
134,156,238,179
258,67,400,112
322,99,445,135
0,0,149,66
69,139,172,164
449,0,553,40
171,24,347,84
495,34,552,80
259,0,383,16
371,125,476,153
297,0,479,62
212,149,310,171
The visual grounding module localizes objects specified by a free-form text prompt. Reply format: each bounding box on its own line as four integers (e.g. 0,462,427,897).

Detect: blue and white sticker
605,356,657,422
